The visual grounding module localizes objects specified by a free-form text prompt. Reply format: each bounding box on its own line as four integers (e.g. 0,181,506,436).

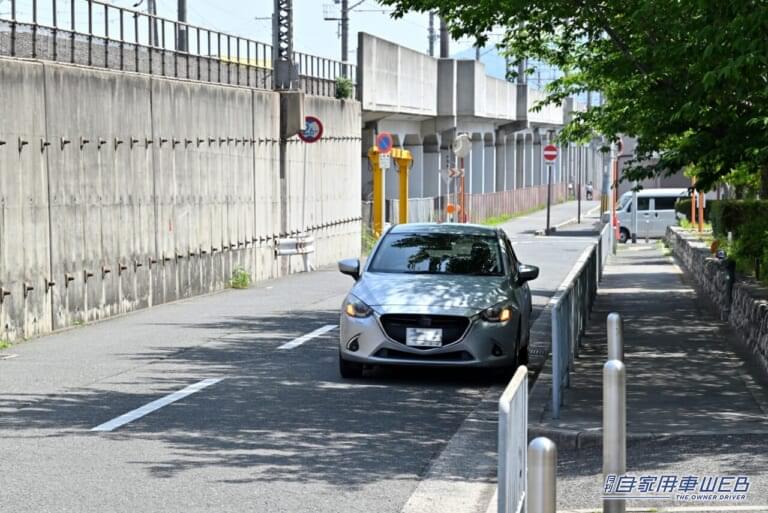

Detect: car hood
352,272,510,313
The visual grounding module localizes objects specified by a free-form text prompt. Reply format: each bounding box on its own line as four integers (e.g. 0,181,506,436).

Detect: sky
140,0,478,62
2,0,562,88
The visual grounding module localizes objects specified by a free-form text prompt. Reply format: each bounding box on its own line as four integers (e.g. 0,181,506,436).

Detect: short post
528,437,557,513
606,312,624,361
545,163,552,235
603,360,626,513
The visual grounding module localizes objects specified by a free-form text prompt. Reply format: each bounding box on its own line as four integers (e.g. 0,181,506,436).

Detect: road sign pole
459,158,466,223
546,164,552,235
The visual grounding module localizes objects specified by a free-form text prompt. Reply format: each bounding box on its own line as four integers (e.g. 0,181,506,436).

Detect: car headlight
480,304,514,323
344,295,373,318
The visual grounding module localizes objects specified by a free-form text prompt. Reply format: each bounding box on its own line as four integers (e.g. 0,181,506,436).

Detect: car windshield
368,232,505,276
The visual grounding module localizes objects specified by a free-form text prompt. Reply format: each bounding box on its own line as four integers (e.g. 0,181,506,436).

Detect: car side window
654,197,677,210
626,197,650,212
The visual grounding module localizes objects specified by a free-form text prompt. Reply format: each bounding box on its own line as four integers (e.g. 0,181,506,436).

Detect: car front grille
379,314,470,346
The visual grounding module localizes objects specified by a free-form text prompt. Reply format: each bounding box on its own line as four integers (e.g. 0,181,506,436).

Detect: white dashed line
277,324,337,350
91,378,224,432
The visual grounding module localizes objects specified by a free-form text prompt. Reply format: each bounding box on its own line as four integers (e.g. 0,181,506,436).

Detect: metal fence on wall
0,0,354,95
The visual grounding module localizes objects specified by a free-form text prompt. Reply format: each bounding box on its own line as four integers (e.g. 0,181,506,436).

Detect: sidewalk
529,242,768,511
531,242,768,439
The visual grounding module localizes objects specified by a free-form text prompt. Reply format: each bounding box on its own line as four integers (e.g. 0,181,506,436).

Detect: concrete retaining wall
0,56,361,341
666,226,768,374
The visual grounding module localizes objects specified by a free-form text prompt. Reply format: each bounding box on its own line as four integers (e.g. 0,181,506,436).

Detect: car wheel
619,228,630,244
517,344,529,366
339,353,363,379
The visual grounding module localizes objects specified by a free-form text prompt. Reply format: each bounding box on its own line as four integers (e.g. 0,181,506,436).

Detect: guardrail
497,365,528,513
550,235,601,419
597,222,612,279
0,0,354,96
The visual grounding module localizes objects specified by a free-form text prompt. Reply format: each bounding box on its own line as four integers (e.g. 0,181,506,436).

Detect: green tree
381,0,768,192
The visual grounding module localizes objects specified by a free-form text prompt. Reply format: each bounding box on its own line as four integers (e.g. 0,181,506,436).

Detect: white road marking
277,324,337,350
91,378,224,432
0,354,18,360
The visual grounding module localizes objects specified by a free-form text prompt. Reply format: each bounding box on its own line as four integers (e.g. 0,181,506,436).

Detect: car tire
339,353,364,379
517,344,529,366
619,228,630,244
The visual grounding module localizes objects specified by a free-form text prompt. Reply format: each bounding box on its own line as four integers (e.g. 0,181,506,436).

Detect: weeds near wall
335,77,353,100
229,267,252,289
0,340,11,350
361,225,378,255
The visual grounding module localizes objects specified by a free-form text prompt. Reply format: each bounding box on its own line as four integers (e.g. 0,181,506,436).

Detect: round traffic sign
375,132,394,154
298,116,324,143
543,144,558,162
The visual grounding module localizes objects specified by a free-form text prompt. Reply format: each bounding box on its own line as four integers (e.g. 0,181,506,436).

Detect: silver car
337,223,539,378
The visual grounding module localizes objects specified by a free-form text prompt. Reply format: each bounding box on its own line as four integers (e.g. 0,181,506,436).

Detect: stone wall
666,226,768,373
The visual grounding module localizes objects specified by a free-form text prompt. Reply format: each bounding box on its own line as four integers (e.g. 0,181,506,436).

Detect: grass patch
480,205,547,226
656,240,672,256
0,339,11,350
229,267,251,289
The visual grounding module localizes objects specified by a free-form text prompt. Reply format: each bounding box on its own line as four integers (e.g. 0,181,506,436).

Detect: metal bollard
603,360,626,513
528,437,557,513
606,312,624,361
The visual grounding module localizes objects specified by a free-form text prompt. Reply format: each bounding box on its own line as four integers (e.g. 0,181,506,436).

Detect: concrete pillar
470,133,484,194
484,133,495,193
404,134,424,198
495,133,506,192
422,134,441,198
505,134,515,190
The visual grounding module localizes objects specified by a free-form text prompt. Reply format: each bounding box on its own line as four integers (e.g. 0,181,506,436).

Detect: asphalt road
0,200,600,513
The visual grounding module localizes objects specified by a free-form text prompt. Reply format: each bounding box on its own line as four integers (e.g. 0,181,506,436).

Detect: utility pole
341,0,349,76
273,0,294,89
428,12,435,56
177,0,187,52
439,17,449,58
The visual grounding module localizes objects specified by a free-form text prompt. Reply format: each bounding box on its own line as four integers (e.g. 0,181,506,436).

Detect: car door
652,196,678,235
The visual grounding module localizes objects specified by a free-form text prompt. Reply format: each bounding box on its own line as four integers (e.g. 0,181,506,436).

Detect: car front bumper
339,308,521,368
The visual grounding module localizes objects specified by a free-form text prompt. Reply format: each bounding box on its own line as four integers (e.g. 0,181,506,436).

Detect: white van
603,188,688,242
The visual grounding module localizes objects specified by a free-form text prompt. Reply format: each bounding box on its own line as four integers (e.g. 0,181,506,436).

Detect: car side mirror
517,264,539,284
338,258,361,281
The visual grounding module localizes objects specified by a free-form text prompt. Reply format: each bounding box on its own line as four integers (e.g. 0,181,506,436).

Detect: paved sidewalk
529,242,768,511
531,242,768,438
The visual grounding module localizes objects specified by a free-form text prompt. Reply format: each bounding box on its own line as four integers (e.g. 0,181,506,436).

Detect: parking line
91,378,224,432
277,324,337,350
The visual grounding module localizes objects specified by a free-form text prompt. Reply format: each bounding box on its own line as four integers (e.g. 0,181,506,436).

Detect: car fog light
347,336,360,352
491,344,503,357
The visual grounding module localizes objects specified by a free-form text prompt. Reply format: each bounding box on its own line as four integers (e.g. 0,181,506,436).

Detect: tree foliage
380,0,768,191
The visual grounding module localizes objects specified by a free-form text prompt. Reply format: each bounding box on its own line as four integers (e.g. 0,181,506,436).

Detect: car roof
621,188,688,197
387,223,500,237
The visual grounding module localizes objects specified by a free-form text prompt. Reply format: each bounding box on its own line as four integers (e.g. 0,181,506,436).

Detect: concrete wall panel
0,57,358,342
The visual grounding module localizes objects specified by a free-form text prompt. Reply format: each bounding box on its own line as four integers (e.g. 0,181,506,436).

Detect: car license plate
406,328,442,347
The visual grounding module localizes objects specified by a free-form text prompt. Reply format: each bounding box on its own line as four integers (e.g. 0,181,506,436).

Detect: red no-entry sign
543,144,558,162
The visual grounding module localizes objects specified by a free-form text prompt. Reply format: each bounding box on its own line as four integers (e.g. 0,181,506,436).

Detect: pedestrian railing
597,222,611,280
497,365,528,513
0,0,353,96
550,241,600,418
